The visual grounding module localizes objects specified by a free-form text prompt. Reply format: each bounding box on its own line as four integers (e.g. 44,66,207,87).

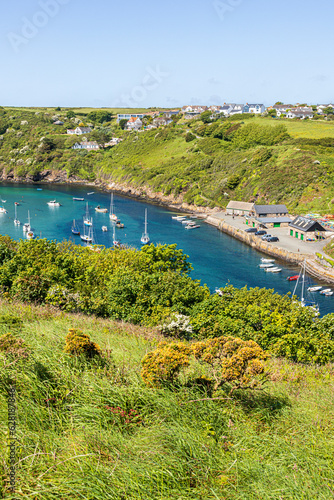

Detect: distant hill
1,107,334,214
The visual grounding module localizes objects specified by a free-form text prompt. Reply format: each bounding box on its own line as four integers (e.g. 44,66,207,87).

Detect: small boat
23,211,31,232
80,218,93,243
1,199,6,203
14,202,20,206
87,192,95,195
185,224,200,229
325,291,334,296
109,193,118,221
14,203,20,226
287,275,299,281
116,221,124,228
113,225,120,247
172,215,187,220
37,188,43,191
215,288,223,296
141,209,150,245
47,200,61,207
265,267,282,273
0,206,7,213
259,263,275,268
73,197,84,201
319,288,332,295
102,226,108,232
293,261,319,315
95,205,108,213
26,230,34,240
261,258,275,263
84,202,92,226
71,219,80,235
181,219,192,225
307,286,322,292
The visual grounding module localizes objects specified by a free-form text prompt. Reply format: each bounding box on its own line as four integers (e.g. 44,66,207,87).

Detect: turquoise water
0,182,333,316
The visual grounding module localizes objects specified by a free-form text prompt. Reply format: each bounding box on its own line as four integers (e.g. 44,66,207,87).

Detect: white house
272,104,293,116
72,141,99,150
287,108,313,119
244,103,265,114
67,126,92,135
126,117,143,130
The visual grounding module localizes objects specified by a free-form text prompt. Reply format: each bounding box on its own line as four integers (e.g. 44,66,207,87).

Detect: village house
286,108,314,119
104,138,122,147
126,117,143,130
163,110,180,118
72,141,100,150
67,126,92,135
243,103,266,114
272,104,294,117
226,201,254,216
153,117,173,127
289,216,326,241
116,113,145,123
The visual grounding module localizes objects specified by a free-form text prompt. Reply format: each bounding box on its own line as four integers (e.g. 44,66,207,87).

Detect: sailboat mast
144,209,147,235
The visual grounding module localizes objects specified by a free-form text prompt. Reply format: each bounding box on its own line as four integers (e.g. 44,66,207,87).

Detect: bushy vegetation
0,236,333,365
1,300,334,499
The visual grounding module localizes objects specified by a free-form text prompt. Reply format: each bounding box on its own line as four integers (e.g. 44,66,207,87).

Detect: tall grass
1,300,334,499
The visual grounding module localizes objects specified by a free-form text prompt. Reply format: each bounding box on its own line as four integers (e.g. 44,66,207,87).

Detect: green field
254,116,334,138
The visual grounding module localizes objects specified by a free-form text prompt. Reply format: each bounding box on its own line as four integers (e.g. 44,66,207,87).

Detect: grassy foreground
1,300,334,499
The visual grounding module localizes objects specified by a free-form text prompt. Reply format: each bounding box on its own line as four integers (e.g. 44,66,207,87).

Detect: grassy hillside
1,299,334,499
2,107,334,213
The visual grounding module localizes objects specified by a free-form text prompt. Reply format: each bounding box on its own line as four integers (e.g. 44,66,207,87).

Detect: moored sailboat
109,192,118,221
14,203,20,226
141,209,150,245
71,219,80,235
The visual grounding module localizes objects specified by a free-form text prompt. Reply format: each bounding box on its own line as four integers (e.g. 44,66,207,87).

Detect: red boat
287,275,299,281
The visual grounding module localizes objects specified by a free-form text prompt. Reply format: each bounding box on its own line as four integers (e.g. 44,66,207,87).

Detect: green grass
1,300,334,499
255,116,334,139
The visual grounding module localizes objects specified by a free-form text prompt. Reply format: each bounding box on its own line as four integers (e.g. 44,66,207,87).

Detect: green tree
201,111,212,124
66,110,76,119
119,119,128,130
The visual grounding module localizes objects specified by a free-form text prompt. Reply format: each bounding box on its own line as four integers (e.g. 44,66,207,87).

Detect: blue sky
1,0,333,107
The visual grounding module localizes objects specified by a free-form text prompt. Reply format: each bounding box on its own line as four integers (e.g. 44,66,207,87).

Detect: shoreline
2,172,334,283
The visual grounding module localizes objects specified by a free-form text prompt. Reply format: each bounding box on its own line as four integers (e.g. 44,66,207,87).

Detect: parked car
262,234,272,240
245,228,257,233
255,230,267,236
267,236,279,242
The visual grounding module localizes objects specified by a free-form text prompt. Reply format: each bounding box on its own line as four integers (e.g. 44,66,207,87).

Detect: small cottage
289,216,326,241
226,201,254,216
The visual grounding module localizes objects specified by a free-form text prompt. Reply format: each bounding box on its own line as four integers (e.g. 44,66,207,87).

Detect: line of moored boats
171,215,200,229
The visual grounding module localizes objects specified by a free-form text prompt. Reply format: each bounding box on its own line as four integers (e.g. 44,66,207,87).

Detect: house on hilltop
287,108,313,119
244,104,265,114
126,117,143,130
72,141,100,150
153,117,173,127
67,126,92,135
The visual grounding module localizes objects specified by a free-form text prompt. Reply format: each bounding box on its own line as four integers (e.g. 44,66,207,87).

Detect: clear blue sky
1,0,333,108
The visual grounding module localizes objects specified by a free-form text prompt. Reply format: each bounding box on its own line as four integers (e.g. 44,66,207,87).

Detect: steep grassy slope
1,299,334,499
2,107,334,213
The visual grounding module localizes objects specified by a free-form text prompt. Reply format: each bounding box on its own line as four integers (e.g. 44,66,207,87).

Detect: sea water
0,182,332,316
